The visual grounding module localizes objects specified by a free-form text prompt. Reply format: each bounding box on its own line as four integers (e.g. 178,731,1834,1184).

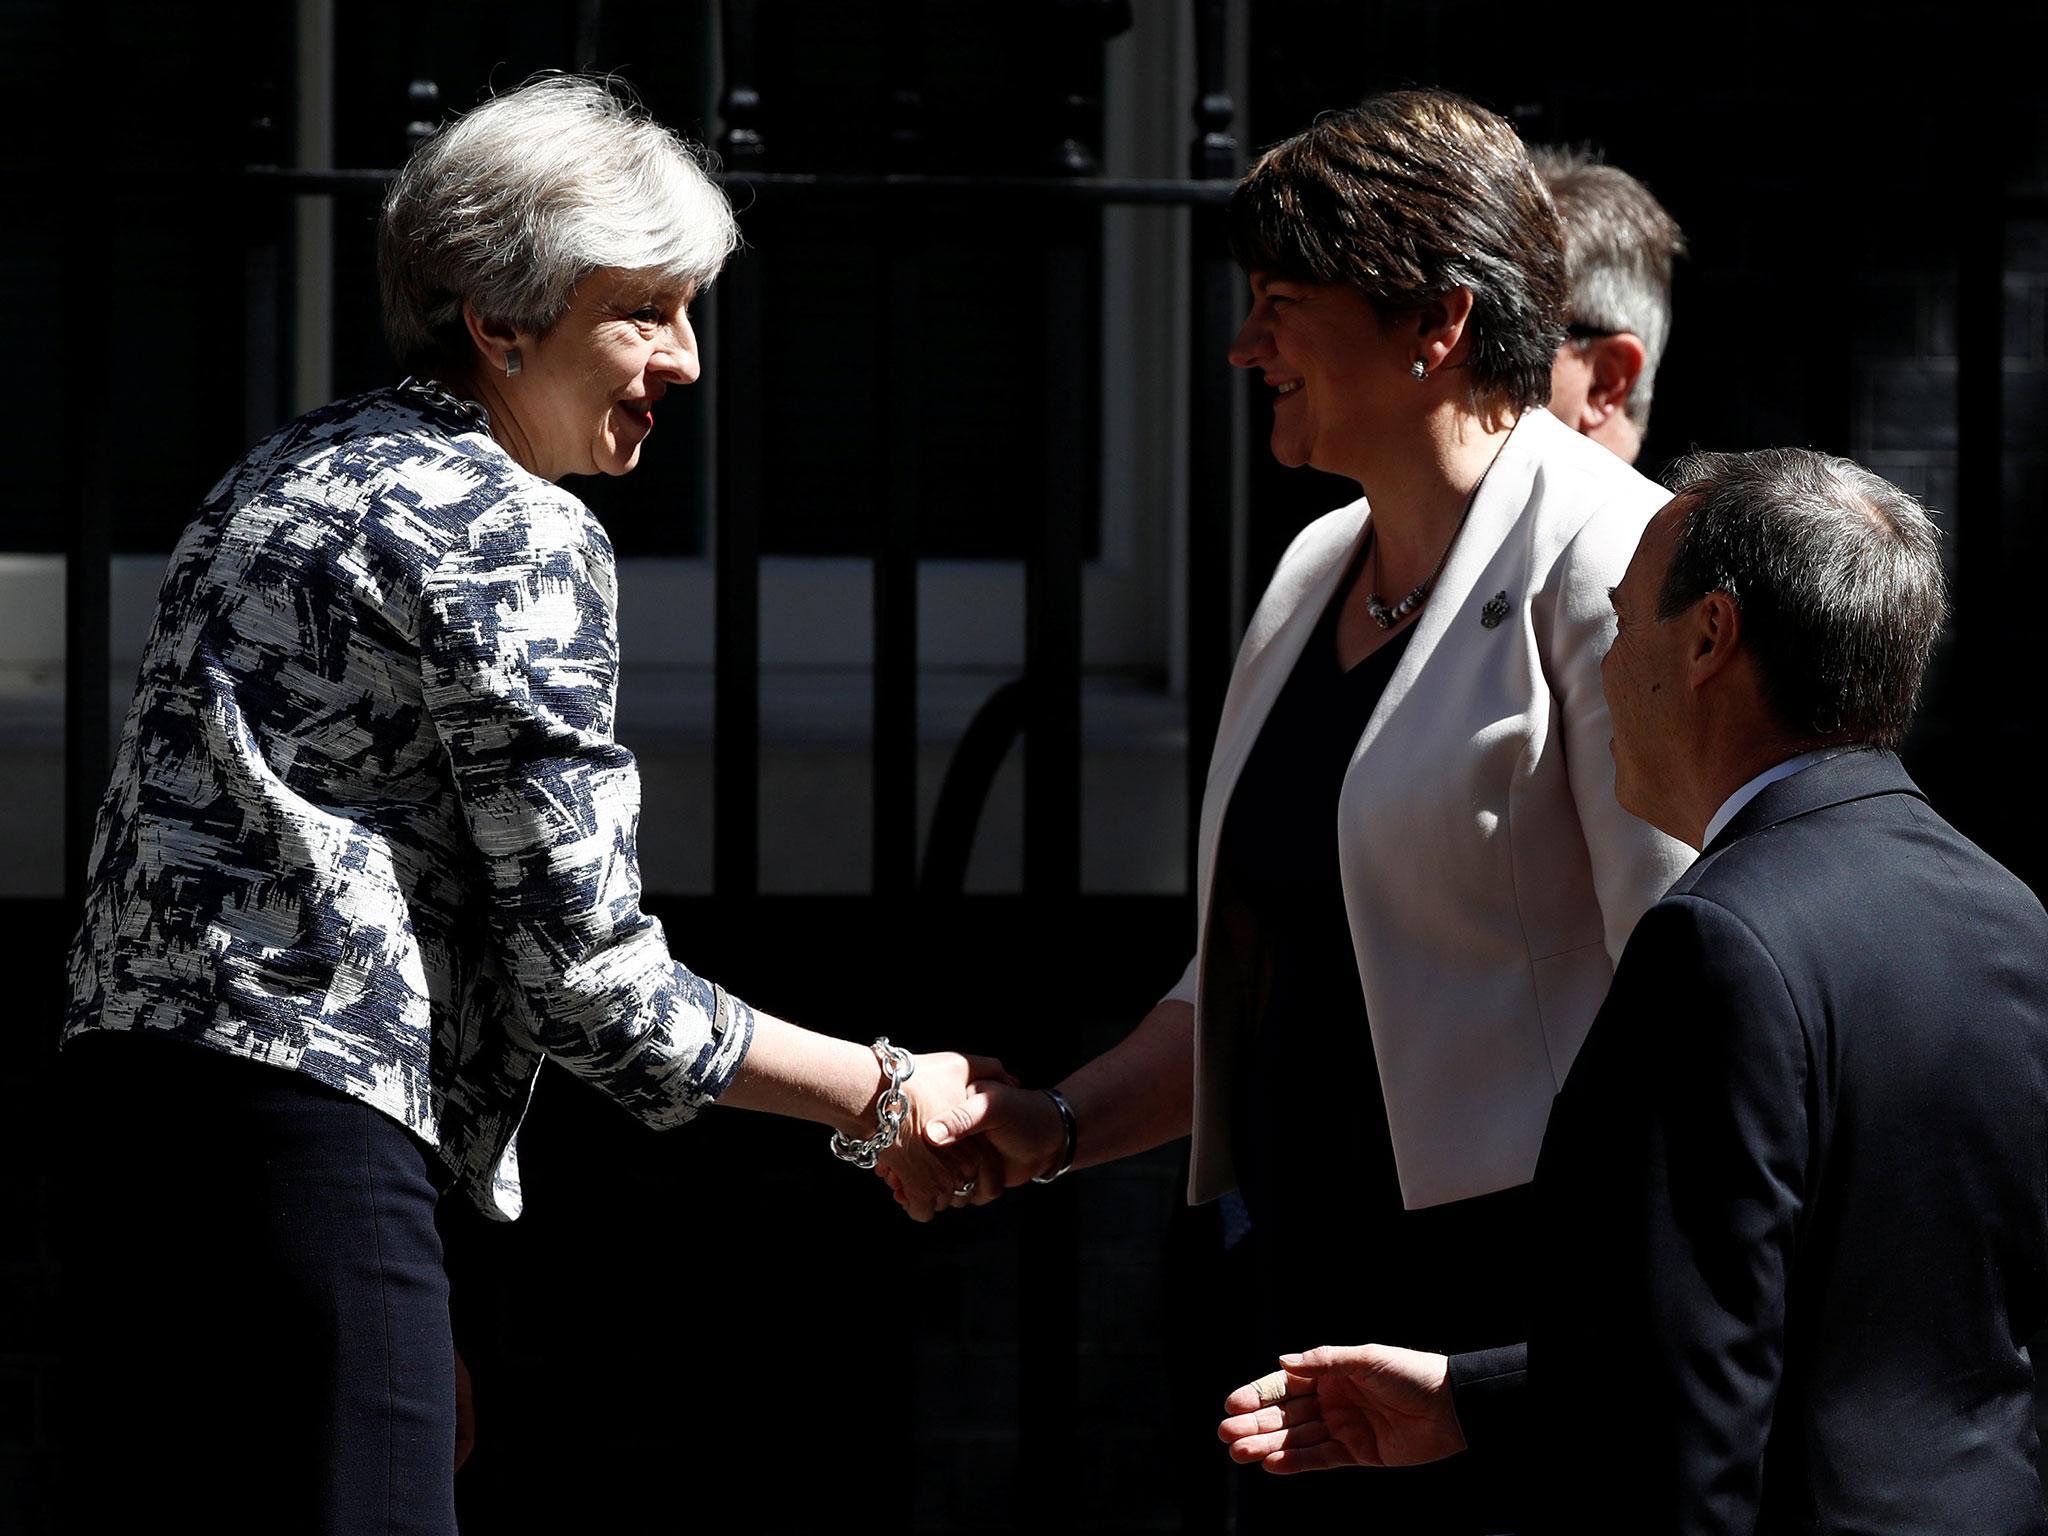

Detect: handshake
860,1052,1075,1222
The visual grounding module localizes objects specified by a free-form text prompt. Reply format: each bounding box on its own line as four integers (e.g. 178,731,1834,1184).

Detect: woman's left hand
874,1051,1014,1221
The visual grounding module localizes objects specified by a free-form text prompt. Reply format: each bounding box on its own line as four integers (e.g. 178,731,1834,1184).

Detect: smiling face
1601,495,1695,837
1227,273,1409,482
509,267,700,481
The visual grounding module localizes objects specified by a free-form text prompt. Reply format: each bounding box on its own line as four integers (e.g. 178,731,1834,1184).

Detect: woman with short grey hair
378,73,739,394
60,74,998,1535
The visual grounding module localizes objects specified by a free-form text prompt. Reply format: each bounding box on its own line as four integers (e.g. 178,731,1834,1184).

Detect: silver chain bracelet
828,1037,915,1169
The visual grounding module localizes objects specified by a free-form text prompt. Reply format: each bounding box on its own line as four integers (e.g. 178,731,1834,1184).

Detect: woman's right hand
872,1051,1013,1221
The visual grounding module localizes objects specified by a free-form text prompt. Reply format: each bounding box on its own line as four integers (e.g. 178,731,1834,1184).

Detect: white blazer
1169,409,1692,1210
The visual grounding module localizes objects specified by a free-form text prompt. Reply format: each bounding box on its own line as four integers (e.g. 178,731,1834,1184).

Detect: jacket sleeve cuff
1446,1343,1528,1457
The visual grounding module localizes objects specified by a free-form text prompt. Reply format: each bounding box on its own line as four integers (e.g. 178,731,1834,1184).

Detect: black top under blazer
1451,749,2048,1535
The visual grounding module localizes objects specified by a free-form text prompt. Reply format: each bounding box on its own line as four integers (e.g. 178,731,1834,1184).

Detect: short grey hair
1532,146,1685,431
1658,448,1948,750
378,75,739,376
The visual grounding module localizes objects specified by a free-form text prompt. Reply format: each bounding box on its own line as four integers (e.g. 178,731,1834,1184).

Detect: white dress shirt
1702,749,1850,850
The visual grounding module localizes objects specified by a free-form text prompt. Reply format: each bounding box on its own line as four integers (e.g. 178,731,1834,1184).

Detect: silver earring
1410,359,1427,381
504,348,522,378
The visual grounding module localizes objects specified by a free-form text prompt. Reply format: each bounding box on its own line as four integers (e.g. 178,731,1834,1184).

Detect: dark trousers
57,1032,458,1536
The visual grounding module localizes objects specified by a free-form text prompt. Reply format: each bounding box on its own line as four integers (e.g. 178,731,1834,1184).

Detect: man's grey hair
378,75,739,376
1658,449,1948,750
1532,146,1685,432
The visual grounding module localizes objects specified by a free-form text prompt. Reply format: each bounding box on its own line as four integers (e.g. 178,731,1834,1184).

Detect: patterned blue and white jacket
64,384,756,1218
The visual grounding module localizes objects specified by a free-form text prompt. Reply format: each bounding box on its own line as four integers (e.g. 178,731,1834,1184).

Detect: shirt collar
1701,748,1846,850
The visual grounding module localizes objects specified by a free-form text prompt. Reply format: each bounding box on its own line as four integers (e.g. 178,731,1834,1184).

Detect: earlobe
1415,287,1477,372
460,299,524,376
1578,394,1613,433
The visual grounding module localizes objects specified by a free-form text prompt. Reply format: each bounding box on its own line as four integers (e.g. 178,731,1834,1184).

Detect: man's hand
1217,1344,1466,1474
871,1052,1012,1221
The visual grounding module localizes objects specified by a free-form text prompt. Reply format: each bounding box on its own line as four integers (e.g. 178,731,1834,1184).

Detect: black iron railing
1957,184,2046,737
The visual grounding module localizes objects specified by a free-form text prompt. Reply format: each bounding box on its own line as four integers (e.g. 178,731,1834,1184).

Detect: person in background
1221,449,2048,1535
913,90,1691,1533
1534,146,1686,465
59,75,999,1536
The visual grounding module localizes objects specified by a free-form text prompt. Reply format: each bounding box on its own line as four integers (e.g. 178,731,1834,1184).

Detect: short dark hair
1658,449,1948,749
1530,146,1686,431
1226,89,1566,414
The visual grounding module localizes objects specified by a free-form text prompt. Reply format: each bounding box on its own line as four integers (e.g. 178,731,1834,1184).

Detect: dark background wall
3,2,2045,1533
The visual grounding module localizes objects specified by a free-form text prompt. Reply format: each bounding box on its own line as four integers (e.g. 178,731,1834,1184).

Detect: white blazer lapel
1352,412,1544,764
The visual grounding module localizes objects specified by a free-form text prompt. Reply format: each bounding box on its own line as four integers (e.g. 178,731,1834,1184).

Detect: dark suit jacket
1450,750,2048,1534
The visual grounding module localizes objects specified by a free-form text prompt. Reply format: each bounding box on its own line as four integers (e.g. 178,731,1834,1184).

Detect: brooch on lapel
1479,591,1510,629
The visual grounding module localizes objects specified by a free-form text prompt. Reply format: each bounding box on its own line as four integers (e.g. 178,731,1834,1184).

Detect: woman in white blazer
917,91,1691,1530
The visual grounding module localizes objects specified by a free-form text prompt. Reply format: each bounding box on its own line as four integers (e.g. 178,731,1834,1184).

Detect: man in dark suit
1218,447,2048,1533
